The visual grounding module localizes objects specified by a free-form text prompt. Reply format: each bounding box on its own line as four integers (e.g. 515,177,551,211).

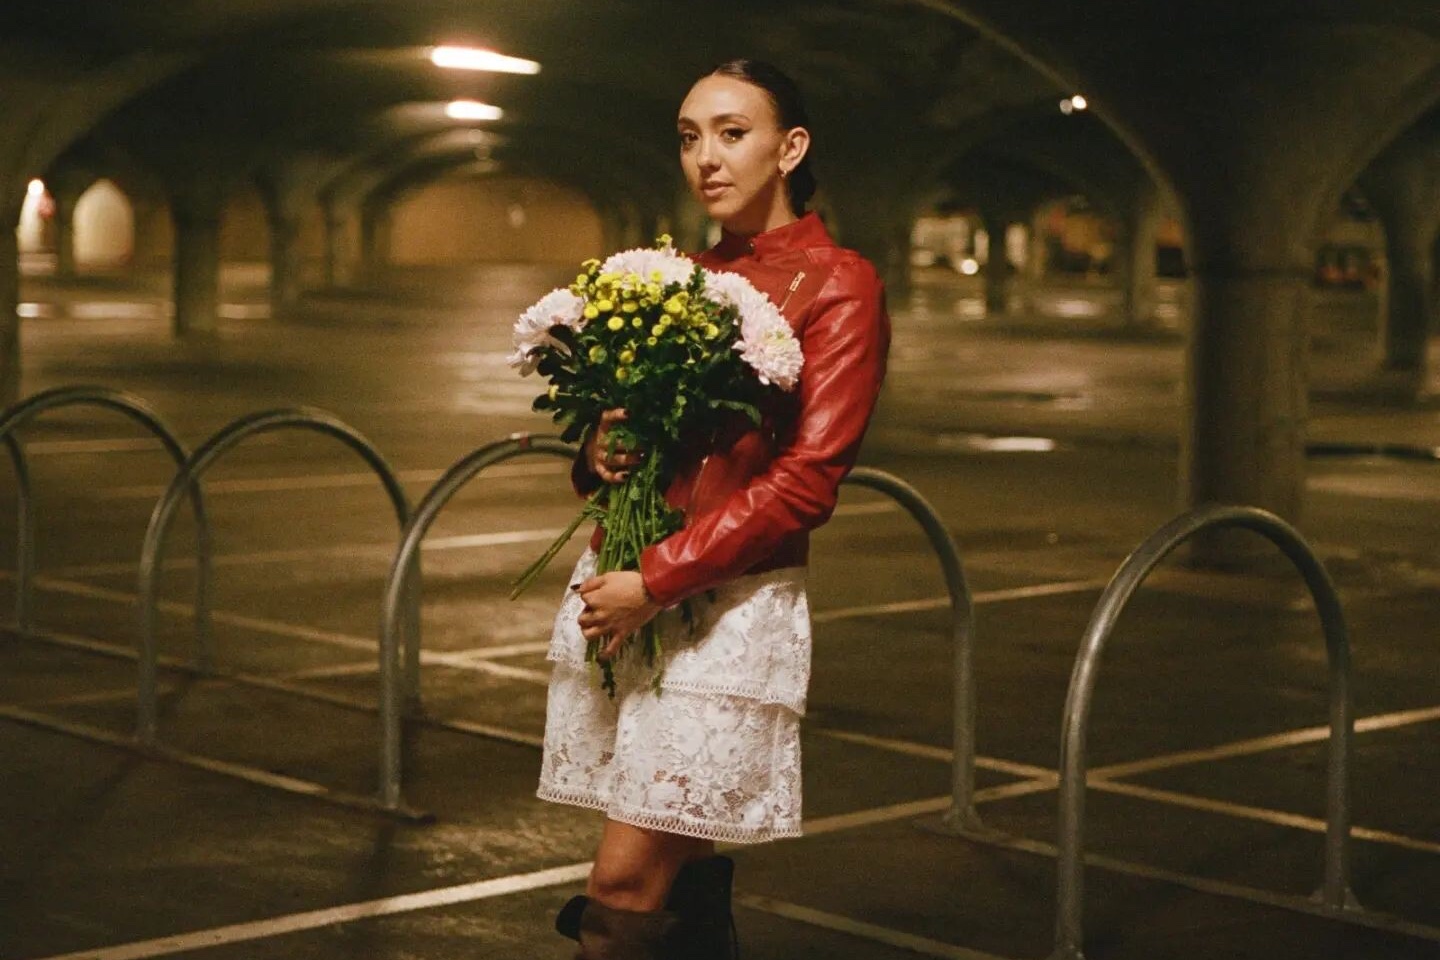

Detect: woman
538,57,891,959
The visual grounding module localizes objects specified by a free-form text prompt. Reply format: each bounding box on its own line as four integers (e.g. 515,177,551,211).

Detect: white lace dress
536,548,811,843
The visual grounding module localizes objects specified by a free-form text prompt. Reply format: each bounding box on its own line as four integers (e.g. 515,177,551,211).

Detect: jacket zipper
687,454,711,517
778,271,806,312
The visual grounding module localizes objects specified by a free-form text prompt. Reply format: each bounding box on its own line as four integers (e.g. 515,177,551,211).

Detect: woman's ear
780,126,811,173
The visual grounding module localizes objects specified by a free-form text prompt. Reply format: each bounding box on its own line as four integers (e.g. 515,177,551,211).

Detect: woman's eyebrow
677,112,752,126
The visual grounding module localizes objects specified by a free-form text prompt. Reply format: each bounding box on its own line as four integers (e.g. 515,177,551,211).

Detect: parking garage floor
2,265,1438,959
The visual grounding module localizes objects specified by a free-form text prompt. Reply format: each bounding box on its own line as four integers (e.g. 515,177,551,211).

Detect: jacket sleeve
639,257,891,607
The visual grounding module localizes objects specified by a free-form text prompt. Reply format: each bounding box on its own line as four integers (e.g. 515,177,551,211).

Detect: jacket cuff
639,542,690,609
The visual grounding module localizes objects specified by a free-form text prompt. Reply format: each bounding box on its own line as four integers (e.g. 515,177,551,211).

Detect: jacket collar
710,211,832,262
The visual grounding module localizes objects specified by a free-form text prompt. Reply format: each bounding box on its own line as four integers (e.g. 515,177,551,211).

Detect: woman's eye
679,131,697,147
721,128,745,142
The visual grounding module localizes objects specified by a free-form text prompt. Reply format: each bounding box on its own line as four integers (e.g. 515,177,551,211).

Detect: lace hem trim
535,785,803,845
541,658,807,715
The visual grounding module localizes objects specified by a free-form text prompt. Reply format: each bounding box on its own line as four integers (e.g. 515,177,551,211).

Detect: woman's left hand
576,571,661,661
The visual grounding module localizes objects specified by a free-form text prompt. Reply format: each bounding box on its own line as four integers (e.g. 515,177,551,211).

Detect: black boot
667,855,737,960
573,899,683,959
555,856,737,957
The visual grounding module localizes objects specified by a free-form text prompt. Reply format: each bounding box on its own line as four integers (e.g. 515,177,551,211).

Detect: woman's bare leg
586,819,716,911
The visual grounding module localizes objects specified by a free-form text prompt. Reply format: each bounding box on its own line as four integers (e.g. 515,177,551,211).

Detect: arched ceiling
5,0,1060,221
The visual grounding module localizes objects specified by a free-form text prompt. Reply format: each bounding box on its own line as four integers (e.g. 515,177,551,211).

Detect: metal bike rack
0,386,212,662
137,407,421,816
844,466,983,836
378,433,576,811
1048,503,1354,960
374,438,979,823
4,433,32,631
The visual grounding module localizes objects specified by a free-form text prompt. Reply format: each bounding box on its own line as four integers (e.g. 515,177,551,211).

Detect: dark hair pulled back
707,58,817,217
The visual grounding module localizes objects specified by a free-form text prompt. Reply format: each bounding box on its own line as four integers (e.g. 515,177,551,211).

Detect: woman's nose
696,137,718,169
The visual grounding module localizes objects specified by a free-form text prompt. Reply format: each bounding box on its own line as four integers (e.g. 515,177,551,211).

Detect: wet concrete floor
2,264,1439,959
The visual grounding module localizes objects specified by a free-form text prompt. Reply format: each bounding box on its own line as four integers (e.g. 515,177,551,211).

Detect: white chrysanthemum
737,324,804,390
508,287,584,374
701,269,803,391
600,245,694,288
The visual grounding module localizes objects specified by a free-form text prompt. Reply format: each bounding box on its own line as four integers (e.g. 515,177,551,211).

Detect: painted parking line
30,861,595,960
811,577,1109,624
1091,779,1440,857
736,893,1014,960
90,461,570,500
26,793,965,960
813,709,1440,860
47,499,902,577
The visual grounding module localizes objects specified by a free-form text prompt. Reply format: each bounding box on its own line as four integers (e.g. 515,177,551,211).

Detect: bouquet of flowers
507,235,803,694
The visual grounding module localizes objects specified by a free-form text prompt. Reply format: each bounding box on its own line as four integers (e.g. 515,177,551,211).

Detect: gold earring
779,166,789,179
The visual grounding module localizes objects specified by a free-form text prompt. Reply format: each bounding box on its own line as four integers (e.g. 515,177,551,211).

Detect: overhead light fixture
446,100,504,121
27,179,45,197
1059,94,1089,115
430,46,540,75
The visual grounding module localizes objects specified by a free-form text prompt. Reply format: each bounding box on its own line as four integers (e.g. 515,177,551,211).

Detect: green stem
508,489,604,600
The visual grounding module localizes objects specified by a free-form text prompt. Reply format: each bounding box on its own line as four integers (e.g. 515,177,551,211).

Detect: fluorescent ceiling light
431,46,540,75
446,100,504,121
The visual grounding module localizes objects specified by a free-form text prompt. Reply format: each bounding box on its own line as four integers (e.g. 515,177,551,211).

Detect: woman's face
677,74,806,235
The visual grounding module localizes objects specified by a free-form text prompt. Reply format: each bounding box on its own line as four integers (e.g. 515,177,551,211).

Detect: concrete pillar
978,211,1016,317
359,201,392,280
266,209,302,311
825,177,917,297
1360,131,1440,390
1118,182,1160,329
670,190,708,253
0,199,21,405
1026,208,1049,282
1182,249,1311,550
1378,214,1436,378
128,195,166,275
170,187,223,337
322,199,356,288
51,189,78,279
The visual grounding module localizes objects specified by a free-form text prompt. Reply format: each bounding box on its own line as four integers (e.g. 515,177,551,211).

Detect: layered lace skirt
537,549,811,844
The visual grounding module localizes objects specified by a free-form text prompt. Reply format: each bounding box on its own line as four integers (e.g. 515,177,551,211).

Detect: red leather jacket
574,211,891,608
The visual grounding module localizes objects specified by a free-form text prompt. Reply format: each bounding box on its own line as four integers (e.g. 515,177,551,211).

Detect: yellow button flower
631,316,644,328
646,336,658,346
618,349,635,364
651,324,665,337
616,367,630,381
664,297,685,316
588,345,606,363
703,323,720,339
607,316,625,331
583,304,599,320
622,301,638,313
597,299,615,313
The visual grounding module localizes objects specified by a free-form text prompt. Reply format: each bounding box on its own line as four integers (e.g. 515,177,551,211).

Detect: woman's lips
701,182,729,199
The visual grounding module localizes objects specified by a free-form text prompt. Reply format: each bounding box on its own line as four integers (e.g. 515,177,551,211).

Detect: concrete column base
1183,268,1310,566
172,208,221,337
0,211,19,405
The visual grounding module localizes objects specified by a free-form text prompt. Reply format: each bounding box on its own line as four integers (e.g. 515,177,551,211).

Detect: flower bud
607,316,625,331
